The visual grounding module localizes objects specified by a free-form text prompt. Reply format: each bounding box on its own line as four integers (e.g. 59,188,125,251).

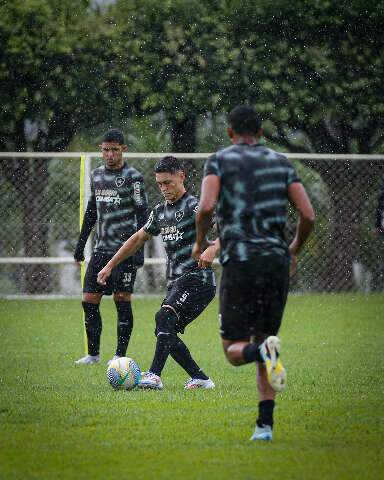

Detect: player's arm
97,228,151,285
74,196,97,265
198,238,220,268
133,175,149,230
375,181,384,235
287,182,315,276
193,174,220,260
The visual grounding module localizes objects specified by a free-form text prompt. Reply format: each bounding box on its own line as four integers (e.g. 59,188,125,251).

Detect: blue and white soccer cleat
259,336,286,392
250,425,273,441
138,371,164,390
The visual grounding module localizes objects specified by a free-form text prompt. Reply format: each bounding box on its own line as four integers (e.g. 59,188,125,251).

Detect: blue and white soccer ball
107,357,141,390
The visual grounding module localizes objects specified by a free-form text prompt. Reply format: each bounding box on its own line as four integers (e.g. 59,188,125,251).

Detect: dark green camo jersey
204,143,300,264
143,192,215,286
90,163,148,263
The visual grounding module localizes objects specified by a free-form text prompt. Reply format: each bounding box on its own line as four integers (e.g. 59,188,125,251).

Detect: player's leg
167,275,216,389
75,253,107,364
110,260,137,364
138,305,178,390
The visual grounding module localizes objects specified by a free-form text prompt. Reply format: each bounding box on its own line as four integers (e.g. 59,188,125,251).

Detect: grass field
0,294,383,480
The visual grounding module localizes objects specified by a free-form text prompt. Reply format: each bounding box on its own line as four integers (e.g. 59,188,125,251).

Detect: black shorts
161,272,216,334
83,252,137,295
219,255,290,341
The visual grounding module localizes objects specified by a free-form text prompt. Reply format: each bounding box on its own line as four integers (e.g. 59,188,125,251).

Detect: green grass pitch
0,294,383,480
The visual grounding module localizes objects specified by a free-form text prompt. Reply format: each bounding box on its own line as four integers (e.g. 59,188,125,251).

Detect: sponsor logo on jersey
115,176,125,187
175,210,184,222
160,225,183,241
133,181,142,204
95,188,121,205
193,204,199,213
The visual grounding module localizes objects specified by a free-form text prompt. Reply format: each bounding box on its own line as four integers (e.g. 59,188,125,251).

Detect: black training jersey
90,163,148,262
143,192,215,286
204,143,300,263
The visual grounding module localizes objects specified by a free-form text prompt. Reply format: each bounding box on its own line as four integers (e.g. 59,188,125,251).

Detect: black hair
154,156,185,174
228,105,262,135
101,129,125,145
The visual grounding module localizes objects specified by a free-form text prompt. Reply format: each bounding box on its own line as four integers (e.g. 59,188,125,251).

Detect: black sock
150,332,177,376
82,302,102,356
170,336,209,380
114,301,133,357
149,308,178,376
243,342,264,363
257,400,275,428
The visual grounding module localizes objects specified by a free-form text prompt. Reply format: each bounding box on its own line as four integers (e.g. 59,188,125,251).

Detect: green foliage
0,295,383,479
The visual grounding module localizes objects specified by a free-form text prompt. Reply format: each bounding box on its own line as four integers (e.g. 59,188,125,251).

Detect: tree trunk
170,116,200,195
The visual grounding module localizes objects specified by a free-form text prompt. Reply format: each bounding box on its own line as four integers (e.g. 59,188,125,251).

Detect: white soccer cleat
138,372,163,390
74,354,100,365
250,424,273,441
184,378,215,390
107,355,120,366
259,336,286,392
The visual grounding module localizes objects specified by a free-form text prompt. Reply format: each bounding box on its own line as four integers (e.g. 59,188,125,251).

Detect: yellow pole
79,155,87,355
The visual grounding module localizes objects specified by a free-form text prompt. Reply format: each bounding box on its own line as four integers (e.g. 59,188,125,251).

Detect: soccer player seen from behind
74,129,148,365
98,156,216,390
193,106,315,440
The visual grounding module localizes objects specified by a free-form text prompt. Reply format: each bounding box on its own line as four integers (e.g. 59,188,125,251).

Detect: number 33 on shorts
122,272,132,286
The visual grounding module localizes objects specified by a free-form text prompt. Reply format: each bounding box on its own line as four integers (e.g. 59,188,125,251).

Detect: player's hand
198,244,216,268
97,265,112,285
288,241,299,278
192,242,204,261
74,260,82,268
289,254,298,278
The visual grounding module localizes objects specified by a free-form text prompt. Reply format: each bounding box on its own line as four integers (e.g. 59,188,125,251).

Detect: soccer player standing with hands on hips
98,156,216,390
193,106,315,441
74,129,148,365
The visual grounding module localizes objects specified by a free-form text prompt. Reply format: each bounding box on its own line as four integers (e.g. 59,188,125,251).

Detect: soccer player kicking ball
74,129,148,366
97,156,216,390
193,106,315,440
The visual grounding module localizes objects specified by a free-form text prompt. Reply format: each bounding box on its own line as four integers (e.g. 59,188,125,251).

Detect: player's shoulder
214,144,239,160
91,164,105,176
123,164,145,181
184,192,199,211
263,147,289,162
151,202,165,216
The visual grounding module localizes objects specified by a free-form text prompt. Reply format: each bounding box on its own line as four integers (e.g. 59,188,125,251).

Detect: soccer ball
107,357,141,390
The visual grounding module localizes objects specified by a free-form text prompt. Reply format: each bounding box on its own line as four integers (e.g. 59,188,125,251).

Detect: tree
0,0,120,292
215,0,384,290
108,0,223,152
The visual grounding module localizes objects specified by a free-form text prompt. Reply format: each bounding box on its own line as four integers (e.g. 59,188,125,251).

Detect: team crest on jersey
175,210,184,222
115,176,125,188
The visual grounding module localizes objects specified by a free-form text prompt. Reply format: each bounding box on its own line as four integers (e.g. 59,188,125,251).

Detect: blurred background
0,0,383,295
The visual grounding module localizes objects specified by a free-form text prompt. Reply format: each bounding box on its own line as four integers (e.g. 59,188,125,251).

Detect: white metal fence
1,152,383,296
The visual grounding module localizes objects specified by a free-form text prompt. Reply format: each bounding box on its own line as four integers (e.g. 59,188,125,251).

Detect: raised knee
225,345,244,366
155,307,177,336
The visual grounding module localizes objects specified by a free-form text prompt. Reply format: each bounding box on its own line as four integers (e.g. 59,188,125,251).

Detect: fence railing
1,152,383,296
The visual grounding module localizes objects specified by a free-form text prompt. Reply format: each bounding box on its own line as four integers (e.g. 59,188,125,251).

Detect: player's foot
138,372,163,390
250,425,273,441
74,354,100,365
259,336,286,392
184,378,215,390
107,355,120,366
